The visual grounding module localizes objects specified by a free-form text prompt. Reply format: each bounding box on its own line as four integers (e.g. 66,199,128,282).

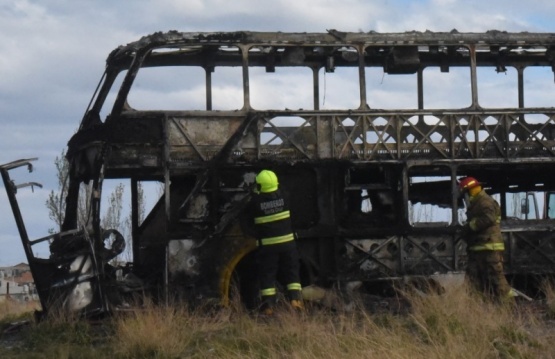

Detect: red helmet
458,176,481,191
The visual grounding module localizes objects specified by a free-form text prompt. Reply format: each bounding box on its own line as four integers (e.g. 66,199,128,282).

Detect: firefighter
248,169,303,315
458,176,513,302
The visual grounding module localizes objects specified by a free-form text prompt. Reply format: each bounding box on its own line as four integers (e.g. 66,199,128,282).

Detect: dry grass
542,280,555,320
110,284,555,359
0,299,38,322
398,285,547,359
2,282,555,358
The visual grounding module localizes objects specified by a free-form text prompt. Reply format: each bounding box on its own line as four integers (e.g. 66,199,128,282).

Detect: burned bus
4,30,555,316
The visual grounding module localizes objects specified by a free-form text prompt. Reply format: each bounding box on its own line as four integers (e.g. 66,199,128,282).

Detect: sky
1,0,555,266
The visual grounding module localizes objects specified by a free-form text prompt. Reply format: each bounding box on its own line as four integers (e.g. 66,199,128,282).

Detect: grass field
1,282,555,358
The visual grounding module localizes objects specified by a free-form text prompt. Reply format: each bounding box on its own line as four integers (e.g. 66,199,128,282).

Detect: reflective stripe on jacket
259,233,295,246
469,242,505,251
255,210,291,224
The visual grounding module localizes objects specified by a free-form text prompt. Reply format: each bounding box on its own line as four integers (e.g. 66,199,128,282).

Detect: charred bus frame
4,30,555,316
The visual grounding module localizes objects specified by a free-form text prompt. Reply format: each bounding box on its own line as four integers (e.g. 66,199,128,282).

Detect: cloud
116,0,386,33
372,0,543,33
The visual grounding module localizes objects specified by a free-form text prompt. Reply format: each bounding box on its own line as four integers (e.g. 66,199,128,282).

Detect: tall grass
542,280,555,320
1,300,111,359
0,300,38,322
110,284,555,358
2,282,555,358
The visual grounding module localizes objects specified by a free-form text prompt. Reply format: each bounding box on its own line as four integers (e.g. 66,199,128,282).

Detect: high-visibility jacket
250,189,294,246
465,190,504,251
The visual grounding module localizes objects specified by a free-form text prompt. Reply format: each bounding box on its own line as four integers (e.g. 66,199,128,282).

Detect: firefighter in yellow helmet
458,177,512,302
247,169,303,315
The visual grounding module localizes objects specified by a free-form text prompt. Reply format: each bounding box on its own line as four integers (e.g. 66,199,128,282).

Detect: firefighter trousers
465,249,512,301
257,241,302,308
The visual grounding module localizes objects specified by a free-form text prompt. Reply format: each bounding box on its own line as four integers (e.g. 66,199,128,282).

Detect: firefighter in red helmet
247,169,303,315
458,176,513,302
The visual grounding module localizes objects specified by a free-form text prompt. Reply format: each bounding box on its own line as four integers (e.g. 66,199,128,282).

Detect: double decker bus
4,30,555,315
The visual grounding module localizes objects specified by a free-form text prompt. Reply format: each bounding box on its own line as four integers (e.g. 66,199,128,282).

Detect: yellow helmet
256,170,279,193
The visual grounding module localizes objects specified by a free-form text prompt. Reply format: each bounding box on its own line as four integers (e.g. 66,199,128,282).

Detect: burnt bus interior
4,30,555,316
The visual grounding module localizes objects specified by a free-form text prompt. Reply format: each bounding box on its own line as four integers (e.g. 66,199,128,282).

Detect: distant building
0,263,38,302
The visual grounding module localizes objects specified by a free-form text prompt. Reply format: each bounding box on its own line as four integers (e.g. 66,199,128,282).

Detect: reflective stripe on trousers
287,283,302,291
260,287,277,297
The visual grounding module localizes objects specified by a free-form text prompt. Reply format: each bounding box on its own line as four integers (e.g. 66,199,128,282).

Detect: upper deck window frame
85,32,555,122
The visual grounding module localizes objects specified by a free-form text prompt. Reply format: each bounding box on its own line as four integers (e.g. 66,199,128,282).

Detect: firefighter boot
290,299,304,311
260,295,276,317
262,307,274,316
